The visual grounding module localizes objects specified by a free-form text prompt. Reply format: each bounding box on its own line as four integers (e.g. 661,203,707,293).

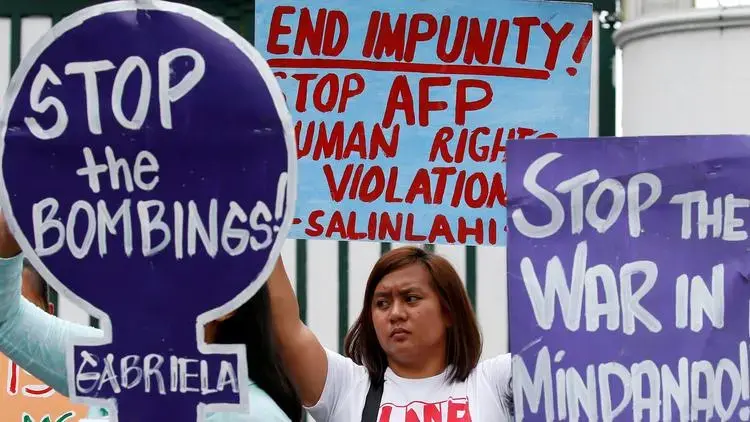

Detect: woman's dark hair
343,246,482,385
213,283,303,421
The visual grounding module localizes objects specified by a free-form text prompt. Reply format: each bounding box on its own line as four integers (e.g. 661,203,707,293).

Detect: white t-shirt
307,349,513,422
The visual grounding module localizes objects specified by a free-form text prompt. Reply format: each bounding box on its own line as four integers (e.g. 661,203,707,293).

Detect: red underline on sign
267,58,550,80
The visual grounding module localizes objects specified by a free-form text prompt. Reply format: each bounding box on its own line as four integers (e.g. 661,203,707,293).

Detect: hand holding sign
0,1,296,421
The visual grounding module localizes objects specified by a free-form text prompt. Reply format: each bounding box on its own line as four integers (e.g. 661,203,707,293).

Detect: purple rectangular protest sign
507,135,750,421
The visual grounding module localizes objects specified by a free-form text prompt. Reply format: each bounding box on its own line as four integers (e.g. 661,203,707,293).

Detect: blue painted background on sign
507,135,750,421
256,0,592,246
0,2,294,421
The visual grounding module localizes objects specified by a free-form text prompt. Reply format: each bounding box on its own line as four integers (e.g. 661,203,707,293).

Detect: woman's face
371,263,450,372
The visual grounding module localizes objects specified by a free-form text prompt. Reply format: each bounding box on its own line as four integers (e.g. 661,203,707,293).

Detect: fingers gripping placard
0,1,296,421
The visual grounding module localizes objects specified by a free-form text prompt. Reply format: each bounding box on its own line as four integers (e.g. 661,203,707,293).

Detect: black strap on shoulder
361,377,384,422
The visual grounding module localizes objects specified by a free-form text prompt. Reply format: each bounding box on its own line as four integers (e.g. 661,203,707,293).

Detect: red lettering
323,163,350,202
384,167,404,203
366,213,379,239
292,73,318,112
456,80,492,125
295,121,399,160
305,210,326,236
373,124,399,158
25,383,53,396
488,173,507,207
344,131,367,161
463,18,496,64
292,73,365,113
512,17,541,65
348,165,365,200
541,22,574,70
346,212,368,240
378,213,403,241
405,214,427,241
7,360,18,394
372,13,407,60
424,402,442,422
491,128,505,162
516,127,537,139
406,408,421,422
428,214,456,243
429,127,454,162
312,73,340,112
359,166,386,202
491,20,511,65
431,126,556,164
451,171,467,207
405,14,437,62
312,121,341,158
340,73,365,112
326,211,347,237
464,173,488,208
404,168,433,204
467,128,491,161
383,76,415,128
379,404,394,422
458,218,484,244
448,400,473,421
431,167,457,203
267,6,295,55
362,12,381,57
436,16,468,63
322,11,349,56
567,21,593,76
7,361,52,397
294,8,326,55
419,77,451,126
292,8,348,57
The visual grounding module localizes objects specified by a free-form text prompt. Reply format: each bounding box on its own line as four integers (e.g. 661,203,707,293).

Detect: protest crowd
0,0,747,421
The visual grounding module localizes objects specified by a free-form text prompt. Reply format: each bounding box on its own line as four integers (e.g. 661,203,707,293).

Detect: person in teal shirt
0,212,302,421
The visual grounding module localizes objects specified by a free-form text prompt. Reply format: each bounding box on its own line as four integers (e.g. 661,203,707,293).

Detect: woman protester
267,245,514,421
0,211,302,422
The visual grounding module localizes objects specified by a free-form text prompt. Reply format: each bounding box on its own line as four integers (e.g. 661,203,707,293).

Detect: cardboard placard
255,0,593,246
508,135,750,421
0,1,296,420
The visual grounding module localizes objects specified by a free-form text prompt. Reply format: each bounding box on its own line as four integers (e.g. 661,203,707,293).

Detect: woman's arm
0,211,103,396
266,257,328,407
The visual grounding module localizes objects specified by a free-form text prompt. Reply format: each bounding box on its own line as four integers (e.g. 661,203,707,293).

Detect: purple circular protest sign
0,1,296,420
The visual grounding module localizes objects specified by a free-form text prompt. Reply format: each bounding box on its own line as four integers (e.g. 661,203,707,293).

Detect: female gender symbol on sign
0,1,296,421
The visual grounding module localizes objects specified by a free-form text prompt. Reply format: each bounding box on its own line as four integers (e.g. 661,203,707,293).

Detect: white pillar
614,7,750,135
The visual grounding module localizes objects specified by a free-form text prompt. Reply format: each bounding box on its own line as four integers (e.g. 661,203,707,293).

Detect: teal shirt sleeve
204,382,292,422
0,253,103,397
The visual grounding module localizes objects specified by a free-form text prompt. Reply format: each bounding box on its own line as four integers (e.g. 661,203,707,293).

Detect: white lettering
513,343,750,422
111,56,151,130
512,154,662,239
64,60,115,134
158,48,206,129
25,64,69,140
